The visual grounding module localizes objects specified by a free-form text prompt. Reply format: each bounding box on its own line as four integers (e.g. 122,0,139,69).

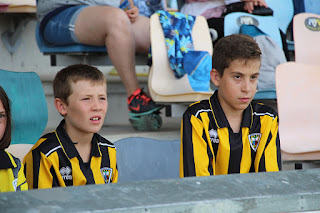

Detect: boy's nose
92,99,102,110
241,79,251,93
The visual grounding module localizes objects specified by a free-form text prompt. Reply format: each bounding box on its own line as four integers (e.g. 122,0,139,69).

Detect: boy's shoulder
94,133,116,149
251,102,278,118
28,131,61,155
184,99,211,117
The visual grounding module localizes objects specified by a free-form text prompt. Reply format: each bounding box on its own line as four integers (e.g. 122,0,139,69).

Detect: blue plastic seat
116,137,180,182
265,0,294,34
0,69,48,145
35,22,106,54
265,0,294,51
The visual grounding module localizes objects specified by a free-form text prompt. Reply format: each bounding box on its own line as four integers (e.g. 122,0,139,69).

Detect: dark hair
212,34,261,76
53,64,106,104
0,86,12,150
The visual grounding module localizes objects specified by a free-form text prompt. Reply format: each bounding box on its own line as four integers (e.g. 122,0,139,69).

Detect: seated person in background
37,0,162,119
180,34,281,177
180,0,268,44
24,64,118,189
0,86,28,192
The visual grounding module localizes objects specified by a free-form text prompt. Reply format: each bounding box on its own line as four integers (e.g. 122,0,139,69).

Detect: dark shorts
42,5,89,45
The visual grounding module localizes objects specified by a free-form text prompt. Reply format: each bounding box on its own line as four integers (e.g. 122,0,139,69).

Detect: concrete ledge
1,169,320,212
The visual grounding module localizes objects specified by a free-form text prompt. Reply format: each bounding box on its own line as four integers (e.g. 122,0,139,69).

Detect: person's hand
242,0,268,13
126,5,139,23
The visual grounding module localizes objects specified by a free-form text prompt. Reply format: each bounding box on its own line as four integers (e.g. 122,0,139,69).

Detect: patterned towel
157,10,212,92
157,10,195,78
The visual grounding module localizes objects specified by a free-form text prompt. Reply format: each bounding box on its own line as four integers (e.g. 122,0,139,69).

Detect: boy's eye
99,97,106,100
234,75,241,79
251,75,258,80
82,97,90,100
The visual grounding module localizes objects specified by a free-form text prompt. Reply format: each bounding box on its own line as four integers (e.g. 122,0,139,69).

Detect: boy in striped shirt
180,34,281,177
24,64,118,188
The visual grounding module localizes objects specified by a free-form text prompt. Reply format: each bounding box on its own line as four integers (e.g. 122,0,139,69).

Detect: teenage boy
180,34,281,177
24,64,118,189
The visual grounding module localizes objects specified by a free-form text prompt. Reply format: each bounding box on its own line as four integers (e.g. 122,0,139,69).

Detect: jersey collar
0,150,16,169
209,91,253,129
56,120,101,160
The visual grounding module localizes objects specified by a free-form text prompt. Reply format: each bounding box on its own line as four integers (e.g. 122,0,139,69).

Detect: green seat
0,69,48,145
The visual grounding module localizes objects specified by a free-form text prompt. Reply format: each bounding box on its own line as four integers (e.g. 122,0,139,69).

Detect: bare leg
73,6,150,96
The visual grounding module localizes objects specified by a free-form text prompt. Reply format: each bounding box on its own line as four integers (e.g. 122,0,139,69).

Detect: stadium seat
276,62,320,167
148,13,213,103
303,0,320,15
0,69,48,161
293,13,320,65
265,0,294,35
224,12,283,100
265,0,294,51
35,22,107,55
115,137,180,182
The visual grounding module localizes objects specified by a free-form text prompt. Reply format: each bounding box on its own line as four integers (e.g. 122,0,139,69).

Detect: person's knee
106,7,131,30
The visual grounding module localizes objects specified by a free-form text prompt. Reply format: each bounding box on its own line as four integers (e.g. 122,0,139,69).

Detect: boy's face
59,80,107,137
211,59,260,114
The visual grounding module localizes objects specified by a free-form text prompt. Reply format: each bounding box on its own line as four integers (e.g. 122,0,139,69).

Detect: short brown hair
0,86,12,150
53,64,106,104
212,34,261,76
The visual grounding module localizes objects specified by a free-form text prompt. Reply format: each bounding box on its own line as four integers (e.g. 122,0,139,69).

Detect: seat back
115,137,180,182
293,13,320,65
149,13,213,103
265,0,294,34
276,62,320,160
0,69,48,145
0,69,48,161
224,12,283,48
303,0,320,15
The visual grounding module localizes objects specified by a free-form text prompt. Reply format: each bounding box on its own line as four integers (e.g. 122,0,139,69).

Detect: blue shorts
42,5,88,45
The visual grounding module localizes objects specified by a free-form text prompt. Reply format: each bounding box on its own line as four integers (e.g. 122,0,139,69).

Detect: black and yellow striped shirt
24,120,118,189
180,92,281,177
0,150,28,192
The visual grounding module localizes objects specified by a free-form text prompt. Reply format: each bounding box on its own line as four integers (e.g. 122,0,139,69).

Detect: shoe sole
129,105,164,117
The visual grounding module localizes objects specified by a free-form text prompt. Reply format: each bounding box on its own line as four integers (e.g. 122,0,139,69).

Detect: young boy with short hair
180,34,281,177
24,64,118,189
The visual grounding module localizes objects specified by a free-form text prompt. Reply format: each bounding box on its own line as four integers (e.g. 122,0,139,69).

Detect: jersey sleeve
264,115,282,171
24,148,60,189
180,110,212,177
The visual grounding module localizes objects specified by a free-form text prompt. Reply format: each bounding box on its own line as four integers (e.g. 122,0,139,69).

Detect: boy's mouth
239,98,250,103
90,116,101,121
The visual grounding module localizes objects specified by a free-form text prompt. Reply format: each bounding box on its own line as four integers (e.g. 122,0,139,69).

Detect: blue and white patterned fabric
157,10,195,78
157,10,211,92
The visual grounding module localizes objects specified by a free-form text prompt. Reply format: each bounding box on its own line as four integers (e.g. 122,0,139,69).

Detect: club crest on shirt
101,167,113,183
248,133,262,152
209,129,219,144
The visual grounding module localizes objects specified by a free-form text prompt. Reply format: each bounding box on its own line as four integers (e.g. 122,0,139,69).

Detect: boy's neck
225,113,242,133
64,124,94,145
64,124,93,163
217,96,244,134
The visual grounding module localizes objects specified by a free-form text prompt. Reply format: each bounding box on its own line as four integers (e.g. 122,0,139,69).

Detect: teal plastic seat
0,69,48,145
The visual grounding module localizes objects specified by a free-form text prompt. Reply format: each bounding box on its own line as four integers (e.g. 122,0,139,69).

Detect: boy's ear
210,69,221,87
54,98,67,116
